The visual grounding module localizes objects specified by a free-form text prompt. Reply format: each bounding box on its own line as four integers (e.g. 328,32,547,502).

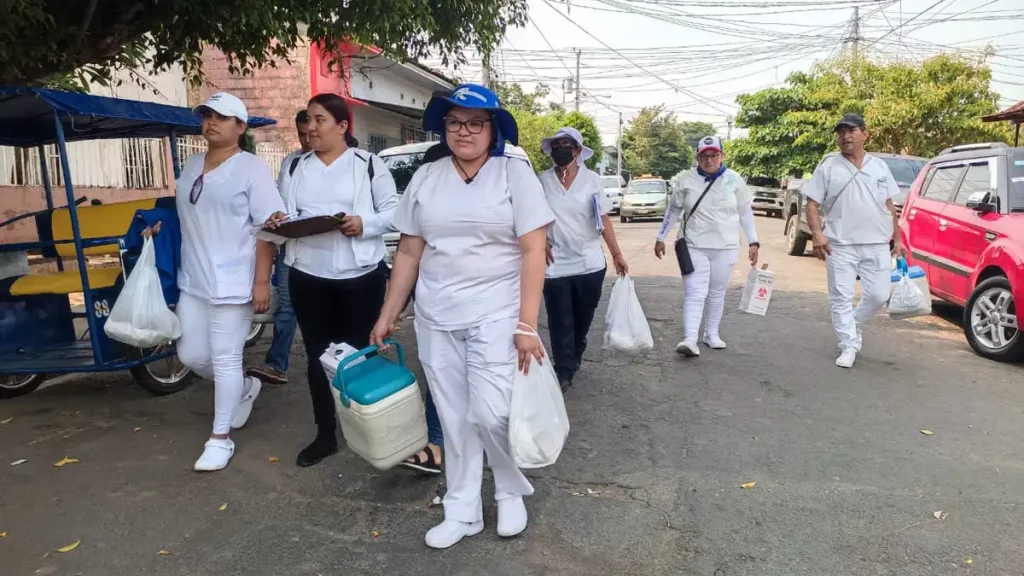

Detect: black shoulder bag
674,177,718,276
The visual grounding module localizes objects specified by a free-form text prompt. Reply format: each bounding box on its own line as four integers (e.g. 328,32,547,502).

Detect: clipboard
264,212,346,239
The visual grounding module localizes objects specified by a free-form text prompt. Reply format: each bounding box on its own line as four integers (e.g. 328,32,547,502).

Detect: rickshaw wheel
0,374,45,399
130,354,194,396
244,322,266,349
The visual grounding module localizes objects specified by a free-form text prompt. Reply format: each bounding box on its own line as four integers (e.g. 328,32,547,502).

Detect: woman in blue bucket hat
371,83,555,548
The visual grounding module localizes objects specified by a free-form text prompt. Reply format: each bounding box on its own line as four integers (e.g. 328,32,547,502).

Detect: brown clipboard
263,213,346,239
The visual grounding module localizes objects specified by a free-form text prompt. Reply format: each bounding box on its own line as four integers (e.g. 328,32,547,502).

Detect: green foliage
729,54,1013,179
680,121,717,150
503,84,603,172
0,0,528,87
240,130,257,154
621,106,693,179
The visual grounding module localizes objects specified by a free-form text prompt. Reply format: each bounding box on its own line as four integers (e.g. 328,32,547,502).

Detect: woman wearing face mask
654,136,759,357
168,92,286,472
369,84,554,549
539,127,628,392
273,93,398,468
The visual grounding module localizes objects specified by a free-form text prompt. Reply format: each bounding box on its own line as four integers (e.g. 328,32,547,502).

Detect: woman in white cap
654,135,759,356
539,127,628,392
170,92,286,471
370,83,554,549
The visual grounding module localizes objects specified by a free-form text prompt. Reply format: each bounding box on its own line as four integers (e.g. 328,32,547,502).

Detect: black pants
290,264,387,437
543,268,606,381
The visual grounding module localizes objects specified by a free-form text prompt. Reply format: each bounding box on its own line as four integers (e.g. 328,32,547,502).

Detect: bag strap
682,177,718,238
822,166,858,215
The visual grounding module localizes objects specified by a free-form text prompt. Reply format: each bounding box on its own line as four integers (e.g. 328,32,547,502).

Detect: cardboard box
739,263,775,316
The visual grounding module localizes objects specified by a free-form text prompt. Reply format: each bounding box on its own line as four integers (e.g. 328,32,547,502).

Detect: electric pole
843,7,863,62
574,49,582,112
726,115,733,141
616,111,623,181
482,53,493,88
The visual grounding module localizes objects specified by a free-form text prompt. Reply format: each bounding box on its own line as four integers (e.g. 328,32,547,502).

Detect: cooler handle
896,256,909,276
332,339,405,407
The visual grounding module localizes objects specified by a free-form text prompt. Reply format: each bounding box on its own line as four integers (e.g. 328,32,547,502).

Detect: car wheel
786,215,808,256
963,276,1022,362
774,210,785,219
0,373,46,399
620,216,629,223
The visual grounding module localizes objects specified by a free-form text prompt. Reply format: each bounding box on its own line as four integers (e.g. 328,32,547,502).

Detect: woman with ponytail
273,93,399,467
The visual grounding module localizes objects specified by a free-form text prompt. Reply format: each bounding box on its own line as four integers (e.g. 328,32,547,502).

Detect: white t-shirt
800,153,899,245
669,168,753,250
393,156,555,330
290,152,377,280
278,150,303,190
540,167,610,278
176,152,285,304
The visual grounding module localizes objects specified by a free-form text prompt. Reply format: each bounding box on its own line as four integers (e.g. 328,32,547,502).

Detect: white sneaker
424,519,484,549
231,377,262,430
497,496,528,537
703,335,727,350
836,350,857,369
194,438,235,472
675,340,700,357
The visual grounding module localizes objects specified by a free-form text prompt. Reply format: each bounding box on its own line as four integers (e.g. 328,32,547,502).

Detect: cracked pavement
1,217,1023,576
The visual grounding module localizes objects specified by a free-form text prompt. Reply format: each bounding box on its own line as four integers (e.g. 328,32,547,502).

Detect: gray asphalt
1,217,1023,576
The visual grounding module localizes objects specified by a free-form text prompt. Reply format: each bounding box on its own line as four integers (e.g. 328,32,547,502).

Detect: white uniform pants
175,292,254,435
415,316,535,523
825,243,891,352
682,247,739,342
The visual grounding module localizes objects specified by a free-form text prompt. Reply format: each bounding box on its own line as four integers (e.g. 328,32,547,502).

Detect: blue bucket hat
423,83,518,156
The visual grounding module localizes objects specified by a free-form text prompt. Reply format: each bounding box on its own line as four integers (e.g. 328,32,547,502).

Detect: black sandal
400,443,442,474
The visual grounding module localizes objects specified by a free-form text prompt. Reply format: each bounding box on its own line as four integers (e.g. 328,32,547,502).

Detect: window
881,157,926,188
600,176,622,189
747,176,781,188
920,165,964,203
1010,159,1024,213
381,152,426,193
627,180,667,194
368,134,391,154
952,162,992,206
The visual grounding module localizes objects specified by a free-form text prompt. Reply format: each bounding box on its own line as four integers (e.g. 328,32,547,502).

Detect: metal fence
0,139,166,189
176,135,290,179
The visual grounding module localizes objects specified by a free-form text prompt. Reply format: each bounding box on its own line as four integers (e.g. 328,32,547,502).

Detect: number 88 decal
93,299,110,318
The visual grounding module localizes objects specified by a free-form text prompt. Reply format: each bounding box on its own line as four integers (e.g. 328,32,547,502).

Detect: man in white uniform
801,114,906,368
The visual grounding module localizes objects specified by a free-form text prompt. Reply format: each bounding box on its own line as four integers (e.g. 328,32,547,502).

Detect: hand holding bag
674,178,718,276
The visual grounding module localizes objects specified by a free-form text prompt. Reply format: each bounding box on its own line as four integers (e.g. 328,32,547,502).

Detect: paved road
2,216,1023,576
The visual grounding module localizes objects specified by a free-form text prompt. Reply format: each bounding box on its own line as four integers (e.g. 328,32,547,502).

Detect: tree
494,82,552,115
0,0,527,87
621,106,693,179
680,121,716,151
728,54,1012,179
501,85,603,172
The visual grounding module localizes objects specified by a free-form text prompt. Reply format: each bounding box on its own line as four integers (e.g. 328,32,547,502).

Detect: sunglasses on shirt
190,174,204,204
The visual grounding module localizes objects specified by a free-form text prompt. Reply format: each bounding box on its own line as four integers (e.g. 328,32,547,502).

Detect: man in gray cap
800,113,907,369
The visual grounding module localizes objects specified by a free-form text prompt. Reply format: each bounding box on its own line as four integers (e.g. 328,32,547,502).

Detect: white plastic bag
104,237,182,348
508,327,570,469
888,274,932,320
602,275,654,352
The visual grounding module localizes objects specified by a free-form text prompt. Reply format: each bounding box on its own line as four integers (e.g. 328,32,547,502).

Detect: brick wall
199,43,312,151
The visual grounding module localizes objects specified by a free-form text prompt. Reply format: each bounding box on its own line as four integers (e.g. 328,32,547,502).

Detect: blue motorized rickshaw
0,87,276,398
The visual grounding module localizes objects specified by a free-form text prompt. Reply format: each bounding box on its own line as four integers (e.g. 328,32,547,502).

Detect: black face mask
551,147,575,168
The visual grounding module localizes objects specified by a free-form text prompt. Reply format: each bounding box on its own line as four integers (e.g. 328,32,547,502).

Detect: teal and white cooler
329,340,427,470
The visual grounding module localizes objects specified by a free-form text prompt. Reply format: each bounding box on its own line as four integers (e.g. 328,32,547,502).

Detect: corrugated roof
981,100,1024,123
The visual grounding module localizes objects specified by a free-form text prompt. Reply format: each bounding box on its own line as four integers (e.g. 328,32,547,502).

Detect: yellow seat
9,267,122,296
51,199,157,258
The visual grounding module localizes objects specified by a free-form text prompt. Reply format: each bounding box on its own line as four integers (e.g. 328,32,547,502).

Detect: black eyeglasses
189,174,204,204
443,117,491,135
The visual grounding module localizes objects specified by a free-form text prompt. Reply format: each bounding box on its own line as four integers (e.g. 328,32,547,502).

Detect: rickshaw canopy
0,86,276,147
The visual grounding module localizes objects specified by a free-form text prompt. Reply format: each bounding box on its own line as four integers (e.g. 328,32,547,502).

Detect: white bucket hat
541,127,594,167
193,92,249,124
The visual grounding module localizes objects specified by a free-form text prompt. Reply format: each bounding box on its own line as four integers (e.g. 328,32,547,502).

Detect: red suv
899,142,1024,361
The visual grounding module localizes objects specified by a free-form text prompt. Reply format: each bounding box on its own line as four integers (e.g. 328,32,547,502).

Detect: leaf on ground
740,481,756,489
56,540,80,553
920,429,935,436
10,459,27,466
1,417,13,424
0,532,7,538
371,530,379,538
965,558,973,565
218,503,228,511
53,457,79,468
133,427,143,433
268,456,279,463
157,549,171,556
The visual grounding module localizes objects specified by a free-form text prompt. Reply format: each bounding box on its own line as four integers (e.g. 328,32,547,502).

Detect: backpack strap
288,155,301,176
353,151,374,180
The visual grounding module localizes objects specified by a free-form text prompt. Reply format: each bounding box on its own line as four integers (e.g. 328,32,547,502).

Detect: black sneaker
296,435,338,467
559,378,573,393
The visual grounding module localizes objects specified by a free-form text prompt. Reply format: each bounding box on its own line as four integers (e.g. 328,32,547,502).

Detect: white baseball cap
696,135,723,155
193,92,248,123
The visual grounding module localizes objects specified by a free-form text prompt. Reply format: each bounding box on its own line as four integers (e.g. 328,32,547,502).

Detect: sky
426,0,1024,144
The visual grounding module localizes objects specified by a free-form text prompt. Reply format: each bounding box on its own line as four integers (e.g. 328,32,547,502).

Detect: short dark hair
295,110,309,125
308,93,358,148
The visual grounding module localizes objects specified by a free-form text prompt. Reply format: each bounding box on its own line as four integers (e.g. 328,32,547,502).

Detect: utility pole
726,115,734,141
482,55,492,88
843,7,863,62
574,49,582,112
616,112,624,181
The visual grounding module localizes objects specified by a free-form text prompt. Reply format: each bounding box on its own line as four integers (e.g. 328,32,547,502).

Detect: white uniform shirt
176,152,285,304
278,150,303,190
290,152,376,280
540,167,610,279
800,153,899,246
667,168,753,250
393,156,555,330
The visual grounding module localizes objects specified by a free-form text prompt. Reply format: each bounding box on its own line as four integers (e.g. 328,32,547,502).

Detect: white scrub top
393,155,555,330
176,151,285,304
540,167,609,278
669,168,753,250
800,153,899,246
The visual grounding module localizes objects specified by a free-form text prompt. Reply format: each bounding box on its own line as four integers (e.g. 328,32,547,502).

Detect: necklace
453,156,489,184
